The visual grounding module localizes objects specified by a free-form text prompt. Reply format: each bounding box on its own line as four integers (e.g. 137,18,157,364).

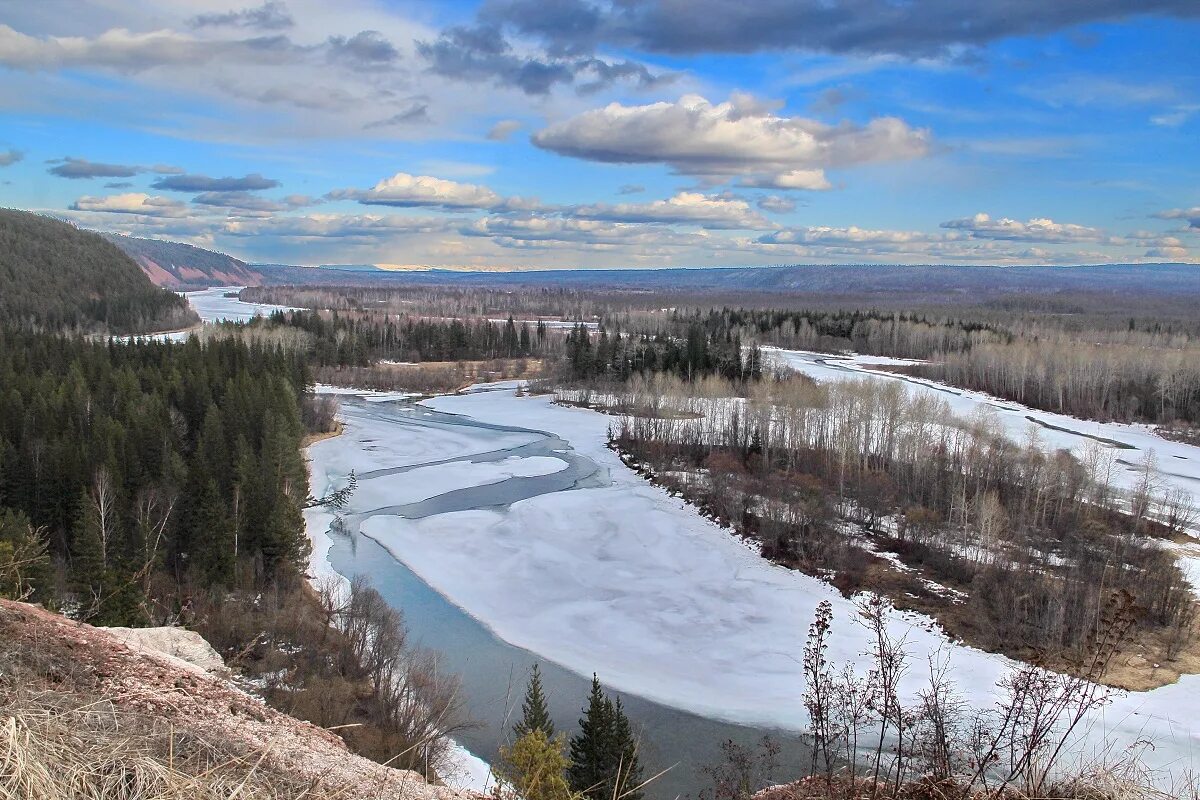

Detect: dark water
320,398,809,799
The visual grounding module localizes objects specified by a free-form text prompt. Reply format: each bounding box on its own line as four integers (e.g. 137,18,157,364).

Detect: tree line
664,306,1200,426
0,329,312,623
258,308,553,365
598,372,1196,675
562,323,763,383
0,209,195,334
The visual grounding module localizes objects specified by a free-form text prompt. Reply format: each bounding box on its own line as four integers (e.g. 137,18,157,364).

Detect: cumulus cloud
333,172,503,209
482,0,1199,59
487,119,523,140
189,2,294,31
1155,207,1200,229
570,191,772,229
152,172,280,192
69,192,189,217
0,148,22,167
532,94,929,186
741,169,833,191
940,212,1108,243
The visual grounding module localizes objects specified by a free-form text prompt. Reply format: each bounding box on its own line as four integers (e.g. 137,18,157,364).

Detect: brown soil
0,598,482,800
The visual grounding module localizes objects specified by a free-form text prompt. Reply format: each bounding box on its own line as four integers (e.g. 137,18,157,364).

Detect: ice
184,286,298,323
297,379,1200,786
765,347,1200,511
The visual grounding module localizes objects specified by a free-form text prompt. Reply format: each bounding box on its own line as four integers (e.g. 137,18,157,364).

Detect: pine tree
568,675,614,800
514,663,555,740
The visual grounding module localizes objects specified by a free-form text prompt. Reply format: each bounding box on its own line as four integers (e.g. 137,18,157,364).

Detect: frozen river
312,398,810,799
179,291,1200,795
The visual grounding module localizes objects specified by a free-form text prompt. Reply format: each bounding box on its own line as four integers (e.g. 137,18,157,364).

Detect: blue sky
0,0,1197,269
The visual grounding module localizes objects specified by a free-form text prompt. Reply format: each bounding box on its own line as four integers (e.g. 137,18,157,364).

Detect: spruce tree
609,697,644,800
568,675,613,800
513,663,555,740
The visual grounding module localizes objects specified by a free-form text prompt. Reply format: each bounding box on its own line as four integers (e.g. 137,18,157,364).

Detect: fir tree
568,675,614,800
568,676,644,800
514,663,555,740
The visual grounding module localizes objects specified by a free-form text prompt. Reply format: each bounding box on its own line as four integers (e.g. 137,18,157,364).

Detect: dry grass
755,768,1198,800
0,599,480,800
0,692,321,800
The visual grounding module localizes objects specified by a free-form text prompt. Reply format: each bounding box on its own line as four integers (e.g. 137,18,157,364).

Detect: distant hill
103,233,264,288
255,261,1200,298
0,209,196,333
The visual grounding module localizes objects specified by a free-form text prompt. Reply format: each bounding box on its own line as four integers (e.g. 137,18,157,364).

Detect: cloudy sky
1,0,1198,269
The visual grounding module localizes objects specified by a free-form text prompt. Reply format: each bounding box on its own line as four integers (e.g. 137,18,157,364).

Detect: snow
314,383,420,402
443,741,495,794
301,385,1200,784
182,285,298,323
765,347,1200,510
351,456,567,510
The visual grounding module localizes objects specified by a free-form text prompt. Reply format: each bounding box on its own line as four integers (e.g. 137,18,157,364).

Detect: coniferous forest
0,331,312,624
0,210,196,333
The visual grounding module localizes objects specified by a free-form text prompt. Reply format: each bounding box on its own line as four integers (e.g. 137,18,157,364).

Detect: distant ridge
103,233,264,288
253,261,1200,297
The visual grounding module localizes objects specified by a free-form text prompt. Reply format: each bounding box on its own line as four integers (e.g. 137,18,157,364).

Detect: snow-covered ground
767,347,1200,509
182,285,297,323
304,385,1200,787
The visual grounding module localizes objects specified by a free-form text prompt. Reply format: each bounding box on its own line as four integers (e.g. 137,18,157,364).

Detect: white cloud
532,93,930,186
1155,207,1200,228
569,192,772,229
940,212,1108,243
69,192,189,217
335,172,503,209
741,169,832,191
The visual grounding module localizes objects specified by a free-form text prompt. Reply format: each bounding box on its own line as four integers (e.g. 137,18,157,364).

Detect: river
188,289,1199,795
316,397,808,800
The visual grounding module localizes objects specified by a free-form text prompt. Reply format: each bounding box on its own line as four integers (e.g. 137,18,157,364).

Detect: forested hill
103,232,264,289
0,210,196,334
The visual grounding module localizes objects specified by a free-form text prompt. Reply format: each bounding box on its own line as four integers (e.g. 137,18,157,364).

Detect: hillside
103,232,264,288
0,598,480,800
0,209,195,333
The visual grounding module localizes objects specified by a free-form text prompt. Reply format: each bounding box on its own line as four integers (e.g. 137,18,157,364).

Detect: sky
0,0,1198,270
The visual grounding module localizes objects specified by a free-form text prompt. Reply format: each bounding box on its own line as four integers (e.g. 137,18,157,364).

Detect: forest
0,330,313,622
0,210,196,333
553,371,1198,683
242,284,1200,428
